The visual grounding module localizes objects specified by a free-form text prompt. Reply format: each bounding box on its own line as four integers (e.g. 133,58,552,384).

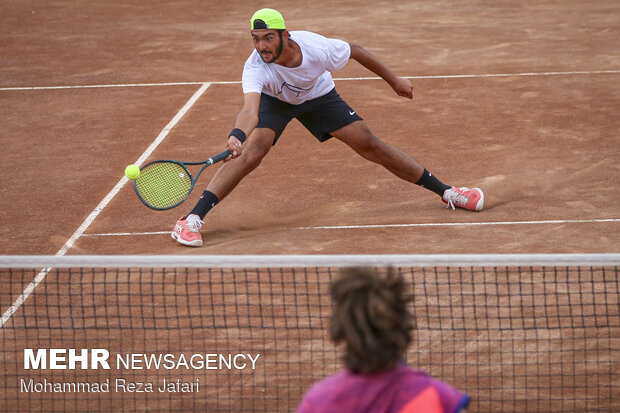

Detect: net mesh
1,255,618,412
134,161,192,209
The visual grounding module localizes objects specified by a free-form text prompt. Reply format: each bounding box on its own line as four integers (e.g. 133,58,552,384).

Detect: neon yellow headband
250,8,286,30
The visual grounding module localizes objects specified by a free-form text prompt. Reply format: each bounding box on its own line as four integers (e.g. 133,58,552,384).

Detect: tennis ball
125,164,140,180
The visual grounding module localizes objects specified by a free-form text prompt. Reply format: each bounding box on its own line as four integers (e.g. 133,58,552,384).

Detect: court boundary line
0,82,211,329
80,217,620,237
298,217,620,230
1,69,619,91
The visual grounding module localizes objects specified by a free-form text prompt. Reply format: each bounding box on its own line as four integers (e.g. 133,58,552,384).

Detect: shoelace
444,188,469,211
185,216,204,232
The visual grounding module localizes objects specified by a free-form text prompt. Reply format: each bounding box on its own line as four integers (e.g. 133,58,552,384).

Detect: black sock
415,169,451,197
189,190,219,219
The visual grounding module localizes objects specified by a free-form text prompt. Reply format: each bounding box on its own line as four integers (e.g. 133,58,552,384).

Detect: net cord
1,254,619,268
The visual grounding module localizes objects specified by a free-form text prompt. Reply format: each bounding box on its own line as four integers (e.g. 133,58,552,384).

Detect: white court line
1,69,619,91
300,218,620,230
0,82,211,328
0,81,206,91
80,218,620,237
344,69,620,81
82,231,171,237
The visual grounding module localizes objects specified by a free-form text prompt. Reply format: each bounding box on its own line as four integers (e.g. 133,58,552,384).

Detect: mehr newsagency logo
20,348,261,393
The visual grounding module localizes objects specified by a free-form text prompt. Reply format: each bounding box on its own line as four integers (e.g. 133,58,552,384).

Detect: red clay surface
1,2,619,413
1,1,619,255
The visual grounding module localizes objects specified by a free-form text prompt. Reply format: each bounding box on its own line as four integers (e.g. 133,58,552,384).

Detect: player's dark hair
329,267,414,374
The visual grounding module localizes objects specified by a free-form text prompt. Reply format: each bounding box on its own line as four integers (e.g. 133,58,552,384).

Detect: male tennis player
172,8,484,247
296,267,470,413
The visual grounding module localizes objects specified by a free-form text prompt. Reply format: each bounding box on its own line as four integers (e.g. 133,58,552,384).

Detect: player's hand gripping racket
133,149,231,210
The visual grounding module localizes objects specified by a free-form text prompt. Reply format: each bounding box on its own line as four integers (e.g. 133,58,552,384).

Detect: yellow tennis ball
125,164,140,180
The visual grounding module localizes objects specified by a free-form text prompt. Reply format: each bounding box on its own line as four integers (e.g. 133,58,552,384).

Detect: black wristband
229,128,246,143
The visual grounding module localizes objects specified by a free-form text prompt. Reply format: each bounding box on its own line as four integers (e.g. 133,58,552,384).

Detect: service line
80,217,619,237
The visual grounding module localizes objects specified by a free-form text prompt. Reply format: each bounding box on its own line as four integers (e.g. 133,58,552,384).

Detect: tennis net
1,254,618,412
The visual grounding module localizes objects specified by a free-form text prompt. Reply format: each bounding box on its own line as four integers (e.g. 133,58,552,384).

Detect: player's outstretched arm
225,92,261,160
348,42,413,99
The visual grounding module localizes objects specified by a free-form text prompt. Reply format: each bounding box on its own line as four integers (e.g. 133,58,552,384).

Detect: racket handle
207,149,232,165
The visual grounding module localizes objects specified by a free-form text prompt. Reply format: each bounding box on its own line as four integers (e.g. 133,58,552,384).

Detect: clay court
1,0,619,412
1,0,618,255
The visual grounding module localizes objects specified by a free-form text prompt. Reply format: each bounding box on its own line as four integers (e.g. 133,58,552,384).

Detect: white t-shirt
242,31,351,105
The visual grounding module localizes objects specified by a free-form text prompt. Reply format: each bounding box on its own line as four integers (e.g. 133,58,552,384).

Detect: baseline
1,69,619,91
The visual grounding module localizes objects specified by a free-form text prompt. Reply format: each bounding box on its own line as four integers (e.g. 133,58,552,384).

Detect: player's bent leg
206,128,275,200
171,128,276,247
331,120,425,183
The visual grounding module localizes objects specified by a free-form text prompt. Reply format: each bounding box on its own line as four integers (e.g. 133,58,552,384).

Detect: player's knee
241,145,269,171
356,134,385,161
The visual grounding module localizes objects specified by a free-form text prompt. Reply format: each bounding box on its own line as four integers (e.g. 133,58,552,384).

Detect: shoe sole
171,231,203,247
471,188,484,211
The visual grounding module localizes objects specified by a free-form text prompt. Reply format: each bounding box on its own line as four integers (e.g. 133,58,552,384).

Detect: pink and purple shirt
296,363,469,413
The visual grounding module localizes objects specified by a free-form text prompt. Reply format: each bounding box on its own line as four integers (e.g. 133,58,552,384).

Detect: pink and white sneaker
443,187,484,211
171,214,204,247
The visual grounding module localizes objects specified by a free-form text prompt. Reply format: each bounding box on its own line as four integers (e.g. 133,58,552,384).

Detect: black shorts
256,88,363,144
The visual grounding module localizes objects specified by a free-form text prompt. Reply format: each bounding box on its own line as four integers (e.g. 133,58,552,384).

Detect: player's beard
259,32,284,63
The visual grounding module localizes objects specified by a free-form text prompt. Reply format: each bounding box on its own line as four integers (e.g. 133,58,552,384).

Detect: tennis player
296,267,470,413
172,8,484,247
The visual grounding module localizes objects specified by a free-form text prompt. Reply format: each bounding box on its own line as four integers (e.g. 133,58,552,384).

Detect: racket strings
135,162,193,209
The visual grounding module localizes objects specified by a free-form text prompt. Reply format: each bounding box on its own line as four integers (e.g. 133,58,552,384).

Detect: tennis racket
133,149,231,210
